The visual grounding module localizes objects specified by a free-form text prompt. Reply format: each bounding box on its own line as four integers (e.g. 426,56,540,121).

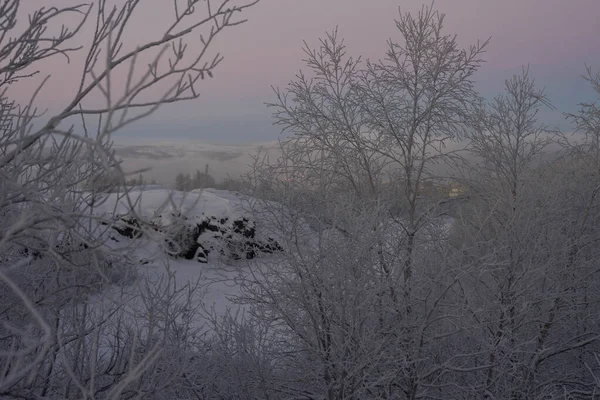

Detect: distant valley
113,139,280,184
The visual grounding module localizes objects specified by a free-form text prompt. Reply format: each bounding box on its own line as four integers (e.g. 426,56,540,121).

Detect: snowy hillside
97,188,249,221
93,188,283,318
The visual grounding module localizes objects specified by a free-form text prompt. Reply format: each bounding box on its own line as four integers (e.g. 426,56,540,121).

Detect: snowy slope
96,188,249,220
93,188,278,322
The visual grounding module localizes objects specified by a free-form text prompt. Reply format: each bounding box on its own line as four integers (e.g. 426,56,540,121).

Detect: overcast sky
14,0,600,143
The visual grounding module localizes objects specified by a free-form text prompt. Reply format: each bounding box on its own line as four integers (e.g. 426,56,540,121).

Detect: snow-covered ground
92,187,454,331
94,188,275,325
97,187,251,221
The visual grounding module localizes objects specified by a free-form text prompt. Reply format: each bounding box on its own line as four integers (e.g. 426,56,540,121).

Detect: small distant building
448,181,468,198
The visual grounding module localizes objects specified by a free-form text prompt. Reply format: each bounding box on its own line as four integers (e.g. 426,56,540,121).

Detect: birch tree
0,0,259,397
450,68,600,398
243,5,489,398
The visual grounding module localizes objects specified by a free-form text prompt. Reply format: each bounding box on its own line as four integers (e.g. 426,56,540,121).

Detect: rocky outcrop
112,216,143,239
109,212,282,263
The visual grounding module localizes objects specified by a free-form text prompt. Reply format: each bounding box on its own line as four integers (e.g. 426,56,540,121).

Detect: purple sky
13,0,600,143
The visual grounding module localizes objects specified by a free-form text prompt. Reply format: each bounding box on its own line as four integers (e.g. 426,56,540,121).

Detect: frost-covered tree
244,5,489,398
0,0,258,398
175,172,192,191
447,68,600,398
192,168,216,189
240,10,600,400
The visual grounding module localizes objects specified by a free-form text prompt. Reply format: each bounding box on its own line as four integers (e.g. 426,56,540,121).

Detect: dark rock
182,241,201,260
112,215,143,238
18,247,42,259
232,218,255,238
198,217,222,233
196,245,209,263
108,212,282,264
265,237,283,253
166,223,201,260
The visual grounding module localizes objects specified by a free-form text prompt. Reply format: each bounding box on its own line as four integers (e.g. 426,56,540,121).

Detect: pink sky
10,0,600,142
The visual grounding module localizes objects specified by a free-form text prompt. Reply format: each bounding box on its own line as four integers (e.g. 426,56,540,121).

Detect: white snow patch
94,188,271,325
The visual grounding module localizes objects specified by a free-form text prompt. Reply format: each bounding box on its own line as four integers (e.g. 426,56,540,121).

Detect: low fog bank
115,134,568,186
113,139,281,184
